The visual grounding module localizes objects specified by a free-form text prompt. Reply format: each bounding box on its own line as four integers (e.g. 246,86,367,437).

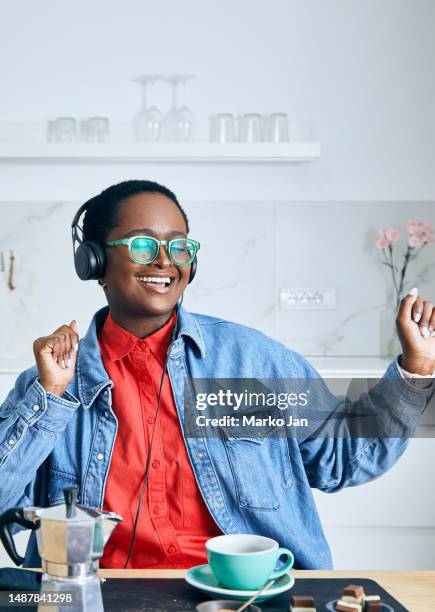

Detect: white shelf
0,142,320,164
310,357,391,378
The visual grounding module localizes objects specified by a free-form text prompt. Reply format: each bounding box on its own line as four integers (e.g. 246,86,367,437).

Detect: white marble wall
0,200,434,363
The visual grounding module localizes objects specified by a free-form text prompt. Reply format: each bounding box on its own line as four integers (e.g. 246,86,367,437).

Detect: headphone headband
71,201,90,231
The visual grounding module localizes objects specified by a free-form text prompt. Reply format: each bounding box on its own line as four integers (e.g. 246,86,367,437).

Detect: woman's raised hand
33,320,79,396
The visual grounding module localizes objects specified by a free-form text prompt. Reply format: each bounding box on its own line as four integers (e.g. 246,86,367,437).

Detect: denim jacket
0,306,433,569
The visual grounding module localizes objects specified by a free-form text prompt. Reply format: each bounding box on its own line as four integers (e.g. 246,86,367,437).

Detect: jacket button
167,544,177,554
32,404,40,412
152,460,160,470
8,439,15,446
174,360,180,367
153,505,161,515
97,453,104,461
148,416,155,424
197,452,204,459
214,500,222,509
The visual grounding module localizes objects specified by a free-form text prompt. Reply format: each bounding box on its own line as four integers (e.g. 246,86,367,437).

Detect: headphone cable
123,298,182,568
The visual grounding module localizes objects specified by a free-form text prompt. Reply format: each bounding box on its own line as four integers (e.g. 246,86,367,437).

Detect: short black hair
82,179,189,244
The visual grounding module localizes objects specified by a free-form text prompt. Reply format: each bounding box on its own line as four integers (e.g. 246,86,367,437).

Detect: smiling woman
79,180,196,337
0,179,434,573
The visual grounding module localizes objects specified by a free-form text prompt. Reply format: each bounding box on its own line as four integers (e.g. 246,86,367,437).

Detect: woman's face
103,192,191,320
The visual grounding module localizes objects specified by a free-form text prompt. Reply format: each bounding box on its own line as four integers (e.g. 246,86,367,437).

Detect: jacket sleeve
287,351,434,493
0,367,80,511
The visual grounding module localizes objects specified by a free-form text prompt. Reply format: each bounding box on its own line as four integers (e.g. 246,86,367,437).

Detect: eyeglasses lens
131,237,158,263
170,240,196,265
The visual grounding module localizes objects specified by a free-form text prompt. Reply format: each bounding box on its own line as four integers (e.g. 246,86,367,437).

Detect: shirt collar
100,309,177,366
76,303,205,408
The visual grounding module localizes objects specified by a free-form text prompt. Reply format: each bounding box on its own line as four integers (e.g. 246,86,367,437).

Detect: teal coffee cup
206,534,294,591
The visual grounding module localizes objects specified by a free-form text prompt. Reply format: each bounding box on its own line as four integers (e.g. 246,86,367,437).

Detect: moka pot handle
0,507,39,566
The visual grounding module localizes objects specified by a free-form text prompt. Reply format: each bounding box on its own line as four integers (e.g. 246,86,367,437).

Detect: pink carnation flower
408,235,422,248
406,219,424,236
422,223,434,244
376,238,389,249
385,227,400,242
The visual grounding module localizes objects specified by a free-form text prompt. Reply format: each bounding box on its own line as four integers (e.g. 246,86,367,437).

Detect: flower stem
386,245,399,305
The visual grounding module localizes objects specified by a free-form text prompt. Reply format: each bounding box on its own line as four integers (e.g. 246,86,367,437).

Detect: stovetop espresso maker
0,487,122,611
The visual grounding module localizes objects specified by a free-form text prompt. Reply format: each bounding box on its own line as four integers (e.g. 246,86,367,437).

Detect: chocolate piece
365,602,381,612
343,585,365,598
364,596,381,601
291,595,315,607
335,601,362,612
289,594,316,611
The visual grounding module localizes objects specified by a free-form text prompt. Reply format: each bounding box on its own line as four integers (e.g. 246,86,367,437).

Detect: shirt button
8,439,15,446
147,416,155,425
174,360,180,367
97,453,104,461
167,544,177,554
197,452,204,459
152,460,160,470
32,404,40,412
153,505,161,515
104,411,109,418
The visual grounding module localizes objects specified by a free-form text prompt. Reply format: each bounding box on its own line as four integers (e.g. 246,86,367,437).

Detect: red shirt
98,310,221,568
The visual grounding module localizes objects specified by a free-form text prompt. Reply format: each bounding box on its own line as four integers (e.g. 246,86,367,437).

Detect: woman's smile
135,274,178,293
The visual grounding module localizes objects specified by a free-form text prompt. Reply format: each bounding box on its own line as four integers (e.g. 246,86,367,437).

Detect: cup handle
269,547,294,580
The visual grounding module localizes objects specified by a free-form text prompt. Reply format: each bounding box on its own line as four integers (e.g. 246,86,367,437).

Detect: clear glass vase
380,305,402,359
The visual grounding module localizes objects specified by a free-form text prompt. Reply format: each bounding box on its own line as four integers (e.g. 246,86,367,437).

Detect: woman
1,179,434,569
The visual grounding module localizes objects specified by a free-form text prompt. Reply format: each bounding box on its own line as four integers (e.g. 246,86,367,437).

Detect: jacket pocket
47,468,80,505
220,424,293,511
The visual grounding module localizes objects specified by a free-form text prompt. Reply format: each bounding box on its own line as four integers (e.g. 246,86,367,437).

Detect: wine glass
163,75,196,142
132,75,163,142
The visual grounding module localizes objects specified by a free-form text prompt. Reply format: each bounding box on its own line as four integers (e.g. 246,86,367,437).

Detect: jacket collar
75,304,205,408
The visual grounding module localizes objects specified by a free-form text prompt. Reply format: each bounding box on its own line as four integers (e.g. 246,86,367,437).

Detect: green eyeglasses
105,236,200,267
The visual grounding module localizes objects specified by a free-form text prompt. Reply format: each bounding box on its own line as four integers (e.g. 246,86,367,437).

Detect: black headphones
71,200,197,283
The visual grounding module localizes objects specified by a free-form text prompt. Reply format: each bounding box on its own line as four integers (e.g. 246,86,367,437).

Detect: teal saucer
185,564,294,602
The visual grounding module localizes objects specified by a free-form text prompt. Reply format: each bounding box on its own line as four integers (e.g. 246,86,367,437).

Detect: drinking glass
82,117,110,142
209,114,235,142
264,113,289,142
48,117,77,142
132,75,163,142
163,75,196,141
237,113,263,142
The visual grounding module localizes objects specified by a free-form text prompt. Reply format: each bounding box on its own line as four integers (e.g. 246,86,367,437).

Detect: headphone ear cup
188,258,197,284
74,241,106,280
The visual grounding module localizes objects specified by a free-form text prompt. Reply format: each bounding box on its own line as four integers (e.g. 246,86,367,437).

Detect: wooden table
99,569,435,611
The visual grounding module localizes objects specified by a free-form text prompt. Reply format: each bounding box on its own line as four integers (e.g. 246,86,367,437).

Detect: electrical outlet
280,287,336,310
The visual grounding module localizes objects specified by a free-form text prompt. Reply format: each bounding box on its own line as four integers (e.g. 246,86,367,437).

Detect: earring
98,279,107,288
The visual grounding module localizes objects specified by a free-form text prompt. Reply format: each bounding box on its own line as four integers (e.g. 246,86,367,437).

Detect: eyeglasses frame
105,235,200,267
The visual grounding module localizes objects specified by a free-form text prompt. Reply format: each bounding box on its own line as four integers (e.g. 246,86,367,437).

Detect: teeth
136,276,171,284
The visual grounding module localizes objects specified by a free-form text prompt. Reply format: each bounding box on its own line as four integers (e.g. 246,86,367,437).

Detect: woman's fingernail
67,358,72,368
414,312,422,323
74,342,79,351
421,326,430,338
432,331,435,337
61,359,66,369
408,287,418,296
